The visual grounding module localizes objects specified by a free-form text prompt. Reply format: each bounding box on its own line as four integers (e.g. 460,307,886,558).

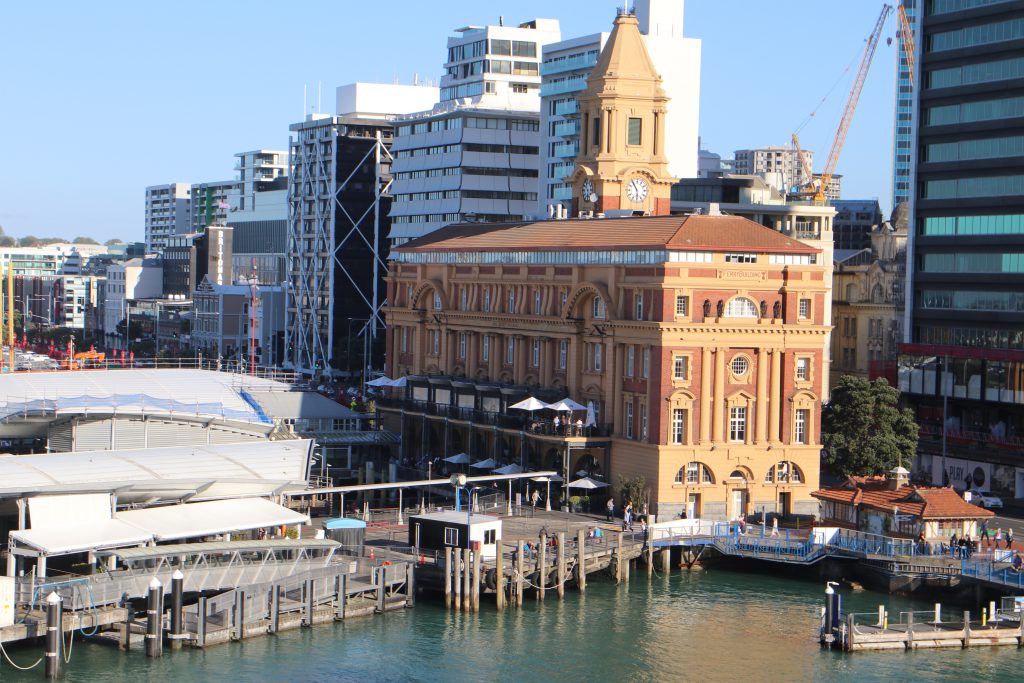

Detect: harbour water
4,568,1021,682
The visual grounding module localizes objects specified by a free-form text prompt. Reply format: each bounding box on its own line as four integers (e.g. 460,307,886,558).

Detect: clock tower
569,10,677,216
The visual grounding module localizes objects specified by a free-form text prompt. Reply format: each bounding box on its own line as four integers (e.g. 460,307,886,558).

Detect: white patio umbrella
365,376,394,387
390,376,408,388
444,452,470,464
469,458,497,469
494,463,523,475
547,398,587,412
531,474,563,482
568,476,610,490
509,396,548,411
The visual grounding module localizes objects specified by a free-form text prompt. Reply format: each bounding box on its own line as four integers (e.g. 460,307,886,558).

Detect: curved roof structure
0,439,313,503
0,369,293,424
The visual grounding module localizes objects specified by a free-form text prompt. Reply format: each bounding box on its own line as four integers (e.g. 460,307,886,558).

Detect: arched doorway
728,467,753,520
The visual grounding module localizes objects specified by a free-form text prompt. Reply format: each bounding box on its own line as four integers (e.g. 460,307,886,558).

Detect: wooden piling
406,562,416,608
557,533,566,599
376,567,386,614
616,533,624,584
235,589,247,639
576,529,586,592
471,554,480,613
304,579,314,625
538,533,547,601
495,543,505,611
462,548,471,612
515,544,524,607
453,548,462,612
660,548,671,575
337,574,347,620
196,599,206,648
646,536,653,577
444,547,453,609
964,610,971,648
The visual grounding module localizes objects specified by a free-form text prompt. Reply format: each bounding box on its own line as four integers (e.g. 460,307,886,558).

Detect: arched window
765,461,804,484
729,469,749,482
592,296,606,319
846,283,858,302
871,283,884,303
433,292,442,310
675,461,714,485
724,297,758,318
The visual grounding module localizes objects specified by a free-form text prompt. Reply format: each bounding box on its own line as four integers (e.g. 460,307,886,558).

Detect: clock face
581,179,595,202
626,177,649,202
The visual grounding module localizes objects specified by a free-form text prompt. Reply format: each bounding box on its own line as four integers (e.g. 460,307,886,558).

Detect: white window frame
558,339,567,370
433,292,442,310
799,298,811,319
483,288,491,312
531,338,540,367
508,289,516,313
671,408,686,444
639,403,647,440
729,406,747,442
642,347,650,379
675,294,688,317
432,330,440,355
444,527,459,545
795,408,808,444
673,356,688,381
796,357,809,381
626,346,635,377
459,332,467,359
593,343,603,372
634,291,644,320
624,399,634,439
506,337,515,364
534,290,542,315
482,335,490,361
592,296,605,319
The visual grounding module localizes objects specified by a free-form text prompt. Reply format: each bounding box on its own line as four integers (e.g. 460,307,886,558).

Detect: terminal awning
10,520,153,556
116,498,309,541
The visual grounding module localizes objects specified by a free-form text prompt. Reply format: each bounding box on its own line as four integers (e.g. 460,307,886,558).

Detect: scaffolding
286,117,393,376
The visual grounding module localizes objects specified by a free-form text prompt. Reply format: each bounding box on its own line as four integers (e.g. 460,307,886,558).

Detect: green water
2,568,1019,682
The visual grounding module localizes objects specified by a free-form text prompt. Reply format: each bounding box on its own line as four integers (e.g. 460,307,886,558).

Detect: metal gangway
17,539,351,611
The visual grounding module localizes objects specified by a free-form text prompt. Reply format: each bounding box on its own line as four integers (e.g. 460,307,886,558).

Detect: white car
969,490,1003,509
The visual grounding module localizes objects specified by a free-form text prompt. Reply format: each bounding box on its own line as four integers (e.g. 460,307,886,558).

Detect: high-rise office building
900,0,1024,496
539,0,700,214
891,0,919,210
286,83,438,375
144,183,191,253
190,180,235,232
389,18,560,243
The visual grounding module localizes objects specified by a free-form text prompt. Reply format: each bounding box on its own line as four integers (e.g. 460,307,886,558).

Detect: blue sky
0,1,900,242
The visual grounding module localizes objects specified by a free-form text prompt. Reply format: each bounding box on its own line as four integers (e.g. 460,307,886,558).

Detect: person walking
1007,527,1015,550
605,496,615,523
980,520,991,548
531,489,541,510
996,527,1004,549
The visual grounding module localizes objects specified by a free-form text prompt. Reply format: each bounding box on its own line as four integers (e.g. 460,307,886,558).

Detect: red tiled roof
393,214,818,255
812,480,993,520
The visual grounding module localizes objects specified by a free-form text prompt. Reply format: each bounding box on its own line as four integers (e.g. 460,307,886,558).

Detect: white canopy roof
547,398,587,412
509,397,547,411
117,498,309,541
444,452,470,464
0,440,313,503
11,520,153,555
0,368,291,423
494,464,523,475
469,458,497,469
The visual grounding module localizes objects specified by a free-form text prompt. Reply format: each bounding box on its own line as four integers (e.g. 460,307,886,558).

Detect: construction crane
792,4,893,203
791,133,814,190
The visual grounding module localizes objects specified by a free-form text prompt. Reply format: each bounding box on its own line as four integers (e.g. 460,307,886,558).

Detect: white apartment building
102,258,163,350
732,146,814,193
287,83,438,374
233,150,288,212
389,17,561,243
0,244,105,277
145,183,191,253
539,1,700,213
190,180,235,232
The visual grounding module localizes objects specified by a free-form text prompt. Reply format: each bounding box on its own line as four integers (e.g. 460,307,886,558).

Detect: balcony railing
540,76,588,98
554,100,579,116
553,120,580,137
553,142,580,158
540,52,599,77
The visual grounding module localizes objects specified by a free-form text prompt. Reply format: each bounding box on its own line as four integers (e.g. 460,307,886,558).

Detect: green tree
72,236,100,245
822,376,919,478
0,236,15,247
104,238,124,246
18,235,38,247
617,475,649,510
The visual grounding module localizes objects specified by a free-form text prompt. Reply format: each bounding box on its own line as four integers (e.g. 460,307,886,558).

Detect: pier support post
146,578,163,658
119,606,133,651
444,547,453,609
935,603,941,626
616,533,624,584
376,567,386,614
471,555,480,613
406,562,415,608
197,597,207,648
990,601,997,628
660,548,671,574
515,544,524,608
271,585,281,633
462,549,472,612
44,592,61,680
964,610,971,648
907,611,914,650
337,575,347,620
234,589,246,640
453,548,462,612
576,529,586,592
557,533,565,599
538,533,547,601
305,578,315,625
646,537,653,577
495,543,505,611
877,605,885,628
170,569,184,650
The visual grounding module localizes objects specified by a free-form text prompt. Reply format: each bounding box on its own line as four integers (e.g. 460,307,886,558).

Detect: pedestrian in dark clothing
980,520,991,548
606,496,615,523
950,532,958,558
1007,528,1015,550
